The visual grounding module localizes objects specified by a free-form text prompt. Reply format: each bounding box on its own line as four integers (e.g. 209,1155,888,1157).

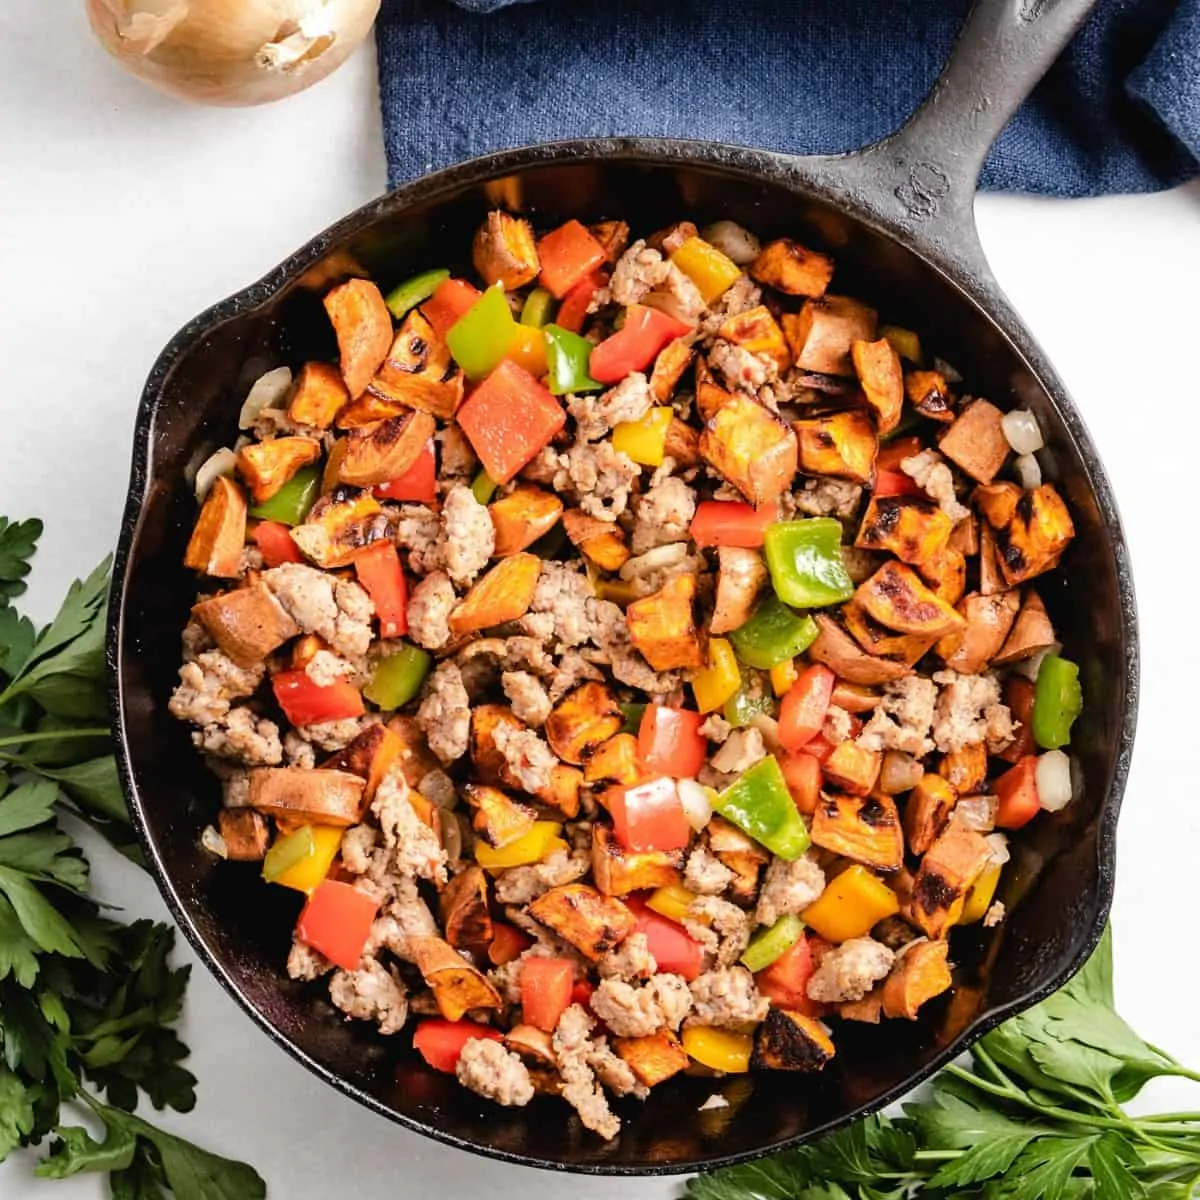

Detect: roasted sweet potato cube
288,361,350,430
626,574,705,671
700,396,798,506
904,774,958,855
562,509,630,571
237,436,322,505
584,733,642,787
463,782,537,848
470,705,528,784
537,763,583,819
335,392,409,429
545,682,623,765
449,554,542,635
695,357,736,421
974,481,1022,528
591,219,630,263
936,589,1020,674
324,278,394,399
473,210,540,290
385,715,444,786
321,724,408,803
993,484,1075,586
750,239,835,298
338,410,437,488
406,935,502,1021
851,338,904,434
949,514,979,557
527,884,636,960
855,495,953,568
592,825,684,897
191,580,299,666
751,1008,836,1072
905,370,956,424
809,614,912,685
794,410,878,484
910,824,992,938
217,808,269,862
994,590,1057,664
381,308,452,382
977,523,1005,596
855,561,967,639
938,743,987,794
938,398,1010,484
842,601,938,666
505,1023,558,1067
811,792,903,871
247,767,365,827
821,741,882,797
614,1030,689,1087
782,296,877,376
184,476,247,578
717,850,765,905
707,814,769,858
439,864,493,952
365,371,465,422
649,338,696,404
711,547,768,636
831,681,881,714
663,417,701,468
489,486,563,557
407,791,442,839
290,486,385,569
882,938,952,1019
838,990,884,1023
718,305,792,374
919,547,967,608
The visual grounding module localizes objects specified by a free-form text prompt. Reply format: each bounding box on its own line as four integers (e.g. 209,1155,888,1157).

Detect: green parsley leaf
0,894,42,987
36,756,128,824
996,1134,1094,1199
0,518,42,604
1088,1131,1147,1200
0,866,90,958
0,778,58,837
0,607,37,679
0,1067,36,1159
36,1118,138,1178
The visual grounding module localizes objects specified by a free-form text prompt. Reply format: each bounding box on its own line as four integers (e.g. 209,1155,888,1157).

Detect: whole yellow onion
84,0,382,106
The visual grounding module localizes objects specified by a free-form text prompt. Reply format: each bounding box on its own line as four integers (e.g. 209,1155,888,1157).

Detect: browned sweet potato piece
994,591,1056,665
379,306,452,381
695,357,735,421
855,561,967,639
562,509,629,571
882,938,952,1019
449,554,542,635
614,1030,689,1087
505,1024,557,1067
809,614,912,685
538,764,583,819
324,278,394,399
905,370,956,424
473,211,540,290
718,305,792,375
793,409,878,485
838,991,884,1023
904,774,958,855
700,396,798,506
439,864,493,952
707,815,768,901
938,398,1009,484
191,581,299,666
936,589,1021,674
649,338,697,403
363,372,465,423
288,361,350,430
992,484,1075,586
217,808,269,862
321,724,408,803
545,682,623,765
247,767,365,827
782,296,877,376
591,219,630,263
811,792,903,871
750,239,835,298
831,681,881,714
334,392,410,429
490,486,563,557
821,741,882,797
711,547,768,636
910,824,992,938
406,791,442,840
939,743,987,794
338,410,437,488
842,601,938,666
528,884,636,960
949,514,979,557
385,715,443,786
407,935,502,1021
851,337,904,434
977,523,1005,596
591,825,683,897
855,495,953,568
583,734,642,787
462,783,537,848
974,481,1021,528
626,574,705,671
185,476,247,578
237,436,322,505
470,704,528,783
751,1008,836,1071
289,486,385,569
664,416,701,468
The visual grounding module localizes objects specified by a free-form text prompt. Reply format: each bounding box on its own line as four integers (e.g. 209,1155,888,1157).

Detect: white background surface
3,3,1200,1197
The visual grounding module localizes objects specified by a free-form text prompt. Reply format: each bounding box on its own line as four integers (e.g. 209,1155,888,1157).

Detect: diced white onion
193,447,238,501
697,1094,730,1112
955,794,998,832
984,832,1011,867
619,542,688,580
238,365,293,429
678,779,715,831
1002,409,1044,455
879,751,923,795
1036,750,1073,812
749,714,781,754
933,356,963,383
701,221,761,266
1013,453,1042,490
200,825,228,859
1013,643,1062,682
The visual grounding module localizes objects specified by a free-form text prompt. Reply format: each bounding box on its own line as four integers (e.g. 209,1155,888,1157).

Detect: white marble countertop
3,3,1200,1196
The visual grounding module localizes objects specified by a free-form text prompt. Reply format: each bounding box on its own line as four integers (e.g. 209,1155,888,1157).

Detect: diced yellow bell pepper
770,658,799,697
612,406,674,467
475,821,566,871
691,637,741,714
647,883,698,926
271,825,343,894
802,864,900,943
879,324,923,365
670,237,742,305
506,324,549,378
959,863,1003,925
681,1025,753,1074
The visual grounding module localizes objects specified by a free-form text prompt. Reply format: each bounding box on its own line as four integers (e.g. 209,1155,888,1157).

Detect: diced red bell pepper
606,776,691,853
637,705,706,780
689,500,779,549
412,1019,504,1073
876,436,924,472
625,897,703,982
456,360,566,485
555,270,607,334
570,978,596,1009
251,520,306,567
779,751,822,816
1000,676,1038,763
874,468,922,498
755,932,821,1015
295,880,379,971
421,278,482,340
995,756,1041,829
537,220,608,299
272,670,365,727
779,665,836,752
488,921,533,966
588,305,693,385
374,440,436,504
804,732,836,764
520,957,575,1033
353,540,409,639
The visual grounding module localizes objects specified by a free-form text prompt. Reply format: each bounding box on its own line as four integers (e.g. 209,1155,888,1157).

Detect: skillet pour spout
108,0,1135,1174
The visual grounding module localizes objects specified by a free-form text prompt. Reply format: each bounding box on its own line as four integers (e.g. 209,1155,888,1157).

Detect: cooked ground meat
698,714,732,744
568,372,652,440
360,879,440,956
858,675,939,757
687,896,753,969
286,938,332,982
526,562,594,648
806,938,895,1003
687,967,769,1028
210,761,251,807
791,477,864,521
406,571,457,651
392,504,444,576
294,713,377,752
651,263,706,324
901,450,970,521
631,476,698,555
492,722,556,794
931,670,1014,753
984,900,1006,928
755,854,827,927
603,239,672,307
501,670,553,727
683,846,735,896
493,849,590,905
589,599,680,697
436,424,477,478
622,544,707,600
416,661,471,765
710,727,767,776
823,705,854,744
263,564,375,658
709,339,777,392
587,1039,649,1100
193,706,282,766
562,437,640,522
699,274,762,340
597,931,657,982
169,651,263,726
328,959,409,1034
180,617,214,661
455,1037,535,1107
546,649,606,703
370,769,448,885
441,483,495,587
303,649,352,688
590,974,692,1039
553,1003,621,1140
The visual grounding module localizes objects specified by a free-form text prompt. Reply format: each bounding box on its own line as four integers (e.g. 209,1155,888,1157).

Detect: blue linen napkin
376,0,1198,196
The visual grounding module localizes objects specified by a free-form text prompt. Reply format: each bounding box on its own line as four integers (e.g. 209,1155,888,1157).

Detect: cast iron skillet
108,0,1137,1175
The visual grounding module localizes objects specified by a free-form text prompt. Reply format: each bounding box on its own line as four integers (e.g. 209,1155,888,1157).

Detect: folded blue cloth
376,0,1198,196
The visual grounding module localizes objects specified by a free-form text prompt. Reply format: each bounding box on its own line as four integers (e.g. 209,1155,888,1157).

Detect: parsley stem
0,726,109,748
1142,1113,1200,1124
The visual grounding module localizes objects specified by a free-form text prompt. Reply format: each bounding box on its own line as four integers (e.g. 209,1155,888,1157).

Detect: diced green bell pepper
723,671,776,728
544,324,602,395
262,825,316,884
520,287,556,329
1032,653,1082,750
619,702,647,736
471,469,498,505
248,464,321,526
728,595,819,670
446,284,517,381
363,642,433,710
385,267,450,320
763,518,854,609
740,913,805,973
713,756,811,861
